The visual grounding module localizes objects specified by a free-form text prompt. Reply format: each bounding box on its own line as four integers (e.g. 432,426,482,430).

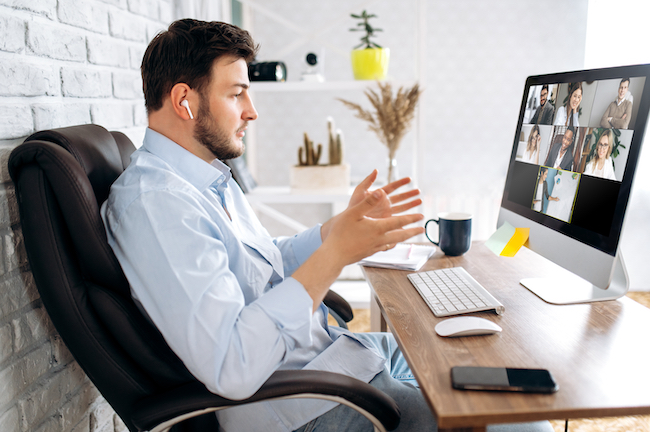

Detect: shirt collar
142,128,232,192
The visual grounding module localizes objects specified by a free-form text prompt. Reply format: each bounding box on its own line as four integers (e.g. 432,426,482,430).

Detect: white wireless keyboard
407,267,505,317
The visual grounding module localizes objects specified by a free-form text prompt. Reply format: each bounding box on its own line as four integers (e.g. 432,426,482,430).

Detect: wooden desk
362,242,650,431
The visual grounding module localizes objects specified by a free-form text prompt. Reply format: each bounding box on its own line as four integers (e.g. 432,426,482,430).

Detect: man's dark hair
621,77,630,86
141,19,259,112
541,84,549,92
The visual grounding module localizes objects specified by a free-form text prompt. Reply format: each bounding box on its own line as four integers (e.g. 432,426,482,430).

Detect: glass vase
387,157,399,184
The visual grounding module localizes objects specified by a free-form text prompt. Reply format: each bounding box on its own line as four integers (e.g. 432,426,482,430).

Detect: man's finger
389,189,420,204
355,169,378,193
390,199,423,215
348,188,388,218
383,226,426,245
380,213,424,231
382,177,411,195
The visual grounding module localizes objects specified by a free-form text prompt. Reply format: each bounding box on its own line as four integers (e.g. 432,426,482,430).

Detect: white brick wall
0,0,174,430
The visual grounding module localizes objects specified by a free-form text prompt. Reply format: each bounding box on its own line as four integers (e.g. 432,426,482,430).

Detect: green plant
327,117,344,165
298,132,322,166
349,10,382,49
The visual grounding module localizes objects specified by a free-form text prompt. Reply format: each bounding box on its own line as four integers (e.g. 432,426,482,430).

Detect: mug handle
425,219,440,246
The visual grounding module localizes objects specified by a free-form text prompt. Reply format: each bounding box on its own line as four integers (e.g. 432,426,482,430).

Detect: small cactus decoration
298,118,345,167
298,132,322,166
327,117,344,165
291,119,350,191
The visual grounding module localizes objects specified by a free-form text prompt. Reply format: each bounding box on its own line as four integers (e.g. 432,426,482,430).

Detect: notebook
359,243,436,271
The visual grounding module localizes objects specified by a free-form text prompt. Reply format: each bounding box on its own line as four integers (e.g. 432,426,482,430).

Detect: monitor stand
520,254,629,305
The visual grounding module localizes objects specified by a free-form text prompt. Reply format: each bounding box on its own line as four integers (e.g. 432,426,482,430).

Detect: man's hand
322,170,422,241
323,188,425,265
348,169,422,218
295,187,424,311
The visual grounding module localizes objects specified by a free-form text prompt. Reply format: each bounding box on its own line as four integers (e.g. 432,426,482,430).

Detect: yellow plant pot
351,48,390,80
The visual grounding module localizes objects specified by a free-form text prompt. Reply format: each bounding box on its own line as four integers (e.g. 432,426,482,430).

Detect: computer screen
498,64,650,304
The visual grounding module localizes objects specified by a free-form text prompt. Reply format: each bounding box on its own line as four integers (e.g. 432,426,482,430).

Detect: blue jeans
293,333,553,432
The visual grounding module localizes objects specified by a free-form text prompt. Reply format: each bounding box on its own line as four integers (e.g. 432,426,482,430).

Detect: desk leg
370,294,387,332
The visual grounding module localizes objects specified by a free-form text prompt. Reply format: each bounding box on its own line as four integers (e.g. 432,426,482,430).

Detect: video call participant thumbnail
545,126,576,171
600,78,633,129
530,84,555,125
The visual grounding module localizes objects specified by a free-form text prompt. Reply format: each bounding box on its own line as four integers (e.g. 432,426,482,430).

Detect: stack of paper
359,243,436,271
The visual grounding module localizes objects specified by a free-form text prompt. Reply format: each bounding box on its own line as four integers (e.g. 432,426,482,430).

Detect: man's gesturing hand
323,187,424,267
348,169,422,220
295,187,424,311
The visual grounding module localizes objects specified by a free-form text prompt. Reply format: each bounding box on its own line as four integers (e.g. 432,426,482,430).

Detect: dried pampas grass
338,81,421,182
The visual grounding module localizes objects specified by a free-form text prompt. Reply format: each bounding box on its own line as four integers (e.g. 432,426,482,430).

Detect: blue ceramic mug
425,212,472,256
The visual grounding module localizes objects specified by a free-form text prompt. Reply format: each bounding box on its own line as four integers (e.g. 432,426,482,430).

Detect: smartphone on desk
451,366,559,393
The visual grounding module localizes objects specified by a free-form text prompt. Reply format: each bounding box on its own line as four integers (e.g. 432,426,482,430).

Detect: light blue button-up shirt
101,129,386,432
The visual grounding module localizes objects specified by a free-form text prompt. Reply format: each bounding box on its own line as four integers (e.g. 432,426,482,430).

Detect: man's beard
193,95,245,161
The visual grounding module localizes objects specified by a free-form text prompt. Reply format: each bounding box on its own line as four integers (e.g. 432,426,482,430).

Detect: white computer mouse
435,316,502,337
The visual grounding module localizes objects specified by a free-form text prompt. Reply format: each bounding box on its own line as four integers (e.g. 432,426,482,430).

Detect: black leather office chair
8,124,399,432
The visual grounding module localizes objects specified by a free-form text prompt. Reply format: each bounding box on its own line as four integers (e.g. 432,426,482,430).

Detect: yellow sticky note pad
485,222,530,257
500,227,529,256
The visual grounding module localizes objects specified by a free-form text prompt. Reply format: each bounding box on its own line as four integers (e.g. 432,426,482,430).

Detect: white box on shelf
290,163,350,194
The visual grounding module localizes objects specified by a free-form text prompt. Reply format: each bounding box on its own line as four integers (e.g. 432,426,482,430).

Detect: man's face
618,81,629,101
194,56,258,160
562,130,574,151
540,89,548,106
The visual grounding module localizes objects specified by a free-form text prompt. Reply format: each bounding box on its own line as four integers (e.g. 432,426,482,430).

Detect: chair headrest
10,124,136,291
25,124,133,204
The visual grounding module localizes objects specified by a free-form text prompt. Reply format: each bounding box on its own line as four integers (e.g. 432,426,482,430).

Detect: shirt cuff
291,224,323,266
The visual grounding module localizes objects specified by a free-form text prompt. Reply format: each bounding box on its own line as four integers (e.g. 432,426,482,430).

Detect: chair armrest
132,370,400,432
324,289,354,322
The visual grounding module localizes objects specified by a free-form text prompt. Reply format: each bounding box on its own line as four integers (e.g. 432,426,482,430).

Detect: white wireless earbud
181,100,194,119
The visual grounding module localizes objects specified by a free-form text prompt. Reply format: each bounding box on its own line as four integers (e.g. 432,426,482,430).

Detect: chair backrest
8,125,204,431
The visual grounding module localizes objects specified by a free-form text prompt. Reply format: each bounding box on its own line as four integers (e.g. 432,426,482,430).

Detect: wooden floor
337,291,650,432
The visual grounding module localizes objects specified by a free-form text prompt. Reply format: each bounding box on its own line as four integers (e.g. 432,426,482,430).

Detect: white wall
0,1,172,430
585,0,650,291
245,0,588,241
247,0,650,290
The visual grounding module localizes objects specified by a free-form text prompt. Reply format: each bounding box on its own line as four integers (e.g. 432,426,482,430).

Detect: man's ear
170,83,195,120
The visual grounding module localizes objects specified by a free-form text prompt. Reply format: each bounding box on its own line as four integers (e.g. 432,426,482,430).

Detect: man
600,78,632,129
544,126,576,171
530,84,554,125
102,19,552,432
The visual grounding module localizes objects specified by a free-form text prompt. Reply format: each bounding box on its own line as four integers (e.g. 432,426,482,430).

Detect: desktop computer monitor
497,64,650,304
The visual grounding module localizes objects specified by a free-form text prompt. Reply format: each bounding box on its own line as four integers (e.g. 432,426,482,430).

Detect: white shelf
246,186,352,204
250,79,414,92
242,0,427,192
245,186,352,234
